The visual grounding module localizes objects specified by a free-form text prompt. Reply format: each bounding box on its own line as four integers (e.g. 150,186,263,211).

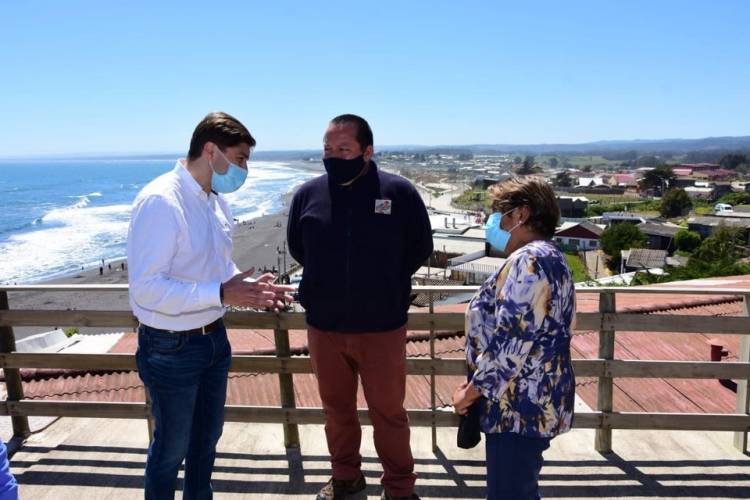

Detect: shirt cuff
196,281,223,309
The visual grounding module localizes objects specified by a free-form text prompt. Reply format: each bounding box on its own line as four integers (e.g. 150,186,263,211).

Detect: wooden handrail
0,285,748,453
1,353,749,380
2,283,750,296
4,310,750,336
0,401,748,432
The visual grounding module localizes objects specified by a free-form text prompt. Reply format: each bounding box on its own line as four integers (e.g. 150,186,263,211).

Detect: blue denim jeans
485,432,551,500
136,324,232,500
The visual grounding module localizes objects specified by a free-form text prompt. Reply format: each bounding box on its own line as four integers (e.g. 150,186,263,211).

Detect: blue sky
1,1,749,156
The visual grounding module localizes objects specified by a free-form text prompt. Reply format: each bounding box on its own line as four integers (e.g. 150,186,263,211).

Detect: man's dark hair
187,112,256,160
330,114,373,151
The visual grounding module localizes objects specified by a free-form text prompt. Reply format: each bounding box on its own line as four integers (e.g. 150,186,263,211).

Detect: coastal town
374,149,750,288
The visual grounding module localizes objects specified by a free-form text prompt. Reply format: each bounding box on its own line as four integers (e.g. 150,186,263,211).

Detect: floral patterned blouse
465,239,576,438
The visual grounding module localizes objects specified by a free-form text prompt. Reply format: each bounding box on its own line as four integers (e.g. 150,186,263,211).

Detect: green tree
581,165,592,173
554,170,573,187
639,165,676,194
660,188,693,218
513,156,522,164
637,155,662,168
517,155,537,175
674,229,701,253
719,153,748,170
549,157,559,168
718,191,750,206
600,223,647,271
691,225,744,265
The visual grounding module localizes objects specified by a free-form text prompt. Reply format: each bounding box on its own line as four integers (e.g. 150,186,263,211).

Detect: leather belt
141,317,224,336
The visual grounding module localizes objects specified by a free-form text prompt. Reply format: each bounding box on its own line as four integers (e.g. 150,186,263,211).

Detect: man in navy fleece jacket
287,114,432,500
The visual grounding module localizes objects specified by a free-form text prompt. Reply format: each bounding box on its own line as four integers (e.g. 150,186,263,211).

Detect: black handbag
457,372,483,449
456,397,482,449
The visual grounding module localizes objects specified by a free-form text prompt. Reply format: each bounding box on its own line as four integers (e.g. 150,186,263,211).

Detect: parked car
714,203,734,214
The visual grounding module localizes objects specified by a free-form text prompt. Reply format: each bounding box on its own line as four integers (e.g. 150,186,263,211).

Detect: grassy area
565,253,589,283
584,194,645,204
452,189,490,209
565,155,621,168
536,154,621,168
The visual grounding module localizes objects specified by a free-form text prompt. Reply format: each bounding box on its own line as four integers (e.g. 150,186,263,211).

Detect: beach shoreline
8,187,305,338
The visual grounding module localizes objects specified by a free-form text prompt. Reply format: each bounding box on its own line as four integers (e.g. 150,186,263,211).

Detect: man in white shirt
127,112,293,500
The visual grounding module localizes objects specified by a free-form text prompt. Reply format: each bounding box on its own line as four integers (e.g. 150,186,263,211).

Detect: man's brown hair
488,176,560,238
187,112,256,160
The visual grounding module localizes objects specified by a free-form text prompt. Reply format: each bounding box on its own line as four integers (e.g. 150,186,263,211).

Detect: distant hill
3,135,749,161
378,136,750,156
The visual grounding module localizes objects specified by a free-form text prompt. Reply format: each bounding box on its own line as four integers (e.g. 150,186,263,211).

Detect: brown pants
308,325,416,497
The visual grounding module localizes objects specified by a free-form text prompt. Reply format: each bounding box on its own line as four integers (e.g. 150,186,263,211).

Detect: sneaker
316,473,366,500
380,491,420,500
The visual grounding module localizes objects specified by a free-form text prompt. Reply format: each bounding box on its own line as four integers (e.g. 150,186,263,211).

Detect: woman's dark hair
488,176,560,238
187,112,256,160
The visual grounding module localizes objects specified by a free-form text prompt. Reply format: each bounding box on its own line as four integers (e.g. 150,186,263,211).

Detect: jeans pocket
147,331,187,354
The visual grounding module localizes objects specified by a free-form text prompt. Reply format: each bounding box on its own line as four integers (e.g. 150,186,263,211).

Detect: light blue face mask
484,208,522,253
210,147,249,193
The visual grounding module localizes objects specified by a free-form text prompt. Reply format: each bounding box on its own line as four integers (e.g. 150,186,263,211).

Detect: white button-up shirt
127,160,239,330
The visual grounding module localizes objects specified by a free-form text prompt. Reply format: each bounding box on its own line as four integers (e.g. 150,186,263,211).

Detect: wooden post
429,291,437,452
734,294,750,453
274,327,300,448
0,291,30,438
596,291,616,453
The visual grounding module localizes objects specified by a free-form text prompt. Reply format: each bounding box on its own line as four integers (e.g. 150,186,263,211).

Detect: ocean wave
0,220,37,236
0,216,131,283
0,162,315,283
41,202,131,224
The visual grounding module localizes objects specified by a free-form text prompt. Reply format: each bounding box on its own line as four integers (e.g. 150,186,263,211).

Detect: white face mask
210,146,249,193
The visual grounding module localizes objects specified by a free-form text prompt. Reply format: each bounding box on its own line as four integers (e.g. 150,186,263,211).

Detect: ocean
0,156,320,284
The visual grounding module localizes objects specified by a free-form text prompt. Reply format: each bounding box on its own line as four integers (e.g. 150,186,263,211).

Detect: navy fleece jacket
287,162,433,332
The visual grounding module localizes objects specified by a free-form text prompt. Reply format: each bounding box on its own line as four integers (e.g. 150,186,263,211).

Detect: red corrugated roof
14,275,750,416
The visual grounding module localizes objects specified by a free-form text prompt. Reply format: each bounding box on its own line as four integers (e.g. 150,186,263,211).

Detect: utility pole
282,240,287,275
276,246,282,277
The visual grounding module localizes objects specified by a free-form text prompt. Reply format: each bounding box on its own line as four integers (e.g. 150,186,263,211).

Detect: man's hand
222,268,295,310
452,381,482,415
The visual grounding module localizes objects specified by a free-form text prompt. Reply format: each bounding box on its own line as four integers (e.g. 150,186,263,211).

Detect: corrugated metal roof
625,249,668,269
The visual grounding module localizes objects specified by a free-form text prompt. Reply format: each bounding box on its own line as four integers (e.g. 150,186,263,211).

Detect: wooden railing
0,285,748,454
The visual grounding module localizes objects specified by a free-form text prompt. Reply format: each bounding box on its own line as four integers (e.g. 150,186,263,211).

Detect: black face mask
323,155,366,185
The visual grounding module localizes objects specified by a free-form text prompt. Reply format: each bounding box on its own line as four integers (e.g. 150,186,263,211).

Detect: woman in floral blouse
453,176,576,500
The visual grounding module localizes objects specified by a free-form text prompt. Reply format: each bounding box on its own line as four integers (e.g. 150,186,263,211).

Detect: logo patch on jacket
374,199,392,215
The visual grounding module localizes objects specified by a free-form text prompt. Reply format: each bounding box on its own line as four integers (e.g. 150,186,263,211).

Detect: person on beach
287,114,433,500
127,112,294,500
452,177,576,500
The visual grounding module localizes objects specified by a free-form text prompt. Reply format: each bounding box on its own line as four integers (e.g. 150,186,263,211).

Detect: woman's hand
452,381,482,415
